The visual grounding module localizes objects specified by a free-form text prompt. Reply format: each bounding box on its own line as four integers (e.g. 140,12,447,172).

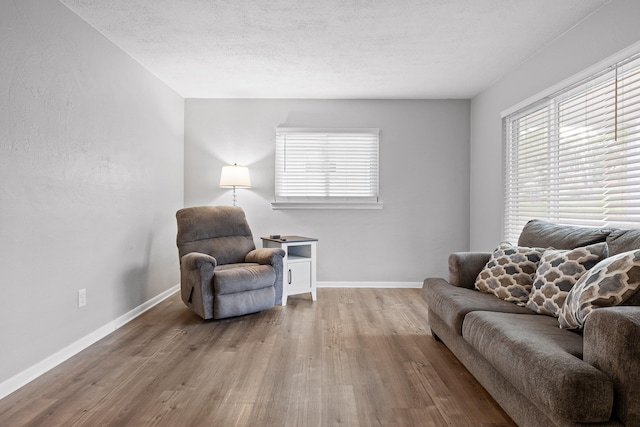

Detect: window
272,127,381,209
503,52,640,242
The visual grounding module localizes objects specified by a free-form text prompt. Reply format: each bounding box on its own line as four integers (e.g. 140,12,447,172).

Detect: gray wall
185,99,470,284
0,1,184,385
469,0,640,250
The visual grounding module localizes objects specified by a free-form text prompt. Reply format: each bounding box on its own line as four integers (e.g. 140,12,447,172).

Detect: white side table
261,235,317,306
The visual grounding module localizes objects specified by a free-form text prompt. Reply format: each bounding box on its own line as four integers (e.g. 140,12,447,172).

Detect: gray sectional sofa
422,220,640,427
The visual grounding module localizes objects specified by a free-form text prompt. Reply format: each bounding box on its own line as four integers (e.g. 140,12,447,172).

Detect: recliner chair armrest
245,248,285,265
448,252,491,289
245,248,285,305
181,252,217,270
180,252,217,319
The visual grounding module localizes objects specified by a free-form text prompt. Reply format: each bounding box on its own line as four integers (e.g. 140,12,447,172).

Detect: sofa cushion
423,278,534,336
526,243,609,317
607,228,640,256
517,219,610,250
462,311,614,423
475,243,545,303
214,263,276,295
559,249,640,330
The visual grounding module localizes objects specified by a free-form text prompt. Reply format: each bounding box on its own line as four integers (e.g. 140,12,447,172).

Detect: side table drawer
288,261,311,290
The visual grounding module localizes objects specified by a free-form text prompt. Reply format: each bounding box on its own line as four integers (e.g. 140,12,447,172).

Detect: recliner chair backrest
176,206,256,265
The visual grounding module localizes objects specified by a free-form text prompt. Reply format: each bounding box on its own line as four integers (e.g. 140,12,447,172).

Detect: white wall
185,99,470,284
0,0,184,386
469,0,640,250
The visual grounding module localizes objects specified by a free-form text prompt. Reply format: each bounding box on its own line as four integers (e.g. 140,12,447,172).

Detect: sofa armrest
584,306,640,426
180,252,217,319
448,252,491,289
245,248,286,305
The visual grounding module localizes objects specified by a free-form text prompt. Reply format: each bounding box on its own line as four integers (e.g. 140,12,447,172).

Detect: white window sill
271,201,383,210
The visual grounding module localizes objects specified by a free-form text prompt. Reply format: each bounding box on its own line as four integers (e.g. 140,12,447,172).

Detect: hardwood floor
0,288,515,426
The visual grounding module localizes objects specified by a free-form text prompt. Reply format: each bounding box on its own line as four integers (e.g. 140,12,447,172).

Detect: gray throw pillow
475,242,545,303
559,249,640,330
526,243,608,317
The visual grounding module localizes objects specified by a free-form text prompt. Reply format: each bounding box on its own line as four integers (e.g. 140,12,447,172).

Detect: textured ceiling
60,0,610,99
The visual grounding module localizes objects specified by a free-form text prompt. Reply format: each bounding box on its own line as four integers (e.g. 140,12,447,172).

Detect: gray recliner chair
176,206,285,320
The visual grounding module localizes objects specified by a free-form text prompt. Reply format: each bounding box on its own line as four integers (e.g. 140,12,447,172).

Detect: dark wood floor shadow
0,288,515,426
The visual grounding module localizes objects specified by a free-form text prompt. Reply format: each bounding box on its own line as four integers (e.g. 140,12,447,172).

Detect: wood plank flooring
0,288,515,426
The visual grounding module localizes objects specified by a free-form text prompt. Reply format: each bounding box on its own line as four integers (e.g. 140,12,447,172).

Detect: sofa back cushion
607,229,640,255
518,219,610,249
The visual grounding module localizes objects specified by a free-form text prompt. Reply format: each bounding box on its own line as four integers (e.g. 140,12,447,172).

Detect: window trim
270,200,383,210
501,41,640,119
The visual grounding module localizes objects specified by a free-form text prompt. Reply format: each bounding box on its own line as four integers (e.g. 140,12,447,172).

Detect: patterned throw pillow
526,243,609,317
475,243,545,303
559,249,640,330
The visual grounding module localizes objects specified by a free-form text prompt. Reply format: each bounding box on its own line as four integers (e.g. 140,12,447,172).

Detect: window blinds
503,53,640,242
274,127,379,204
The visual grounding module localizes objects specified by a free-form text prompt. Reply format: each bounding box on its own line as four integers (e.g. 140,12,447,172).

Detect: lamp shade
219,164,251,188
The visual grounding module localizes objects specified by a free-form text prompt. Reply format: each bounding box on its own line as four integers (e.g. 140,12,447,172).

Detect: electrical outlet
78,289,87,308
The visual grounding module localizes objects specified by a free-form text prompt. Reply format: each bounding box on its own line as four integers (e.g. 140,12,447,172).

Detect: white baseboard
0,284,179,401
317,281,423,289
